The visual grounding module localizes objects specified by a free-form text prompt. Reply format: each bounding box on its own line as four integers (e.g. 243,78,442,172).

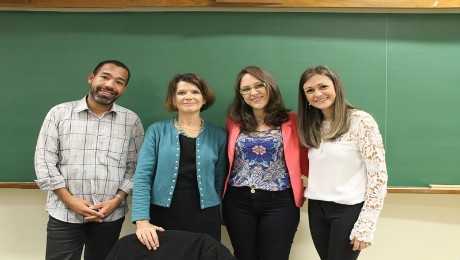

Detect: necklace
174,116,204,138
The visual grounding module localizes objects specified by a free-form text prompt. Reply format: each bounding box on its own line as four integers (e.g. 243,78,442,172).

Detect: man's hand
53,188,104,222
85,198,121,222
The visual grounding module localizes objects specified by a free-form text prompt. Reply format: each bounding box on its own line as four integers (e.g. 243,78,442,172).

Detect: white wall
0,189,459,260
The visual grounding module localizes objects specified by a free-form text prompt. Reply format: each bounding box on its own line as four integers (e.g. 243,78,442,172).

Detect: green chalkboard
0,11,459,186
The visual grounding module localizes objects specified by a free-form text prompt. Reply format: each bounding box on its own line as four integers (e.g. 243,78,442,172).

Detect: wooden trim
132,0,460,8
1,183,459,194
0,0,125,8
128,0,460,8
216,0,283,4
0,183,39,189
1,0,460,9
0,0,30,3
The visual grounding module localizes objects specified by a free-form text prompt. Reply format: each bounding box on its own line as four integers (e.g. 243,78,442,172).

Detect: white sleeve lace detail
349,111,388,243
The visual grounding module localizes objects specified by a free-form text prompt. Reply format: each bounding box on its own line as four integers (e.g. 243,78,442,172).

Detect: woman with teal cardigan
132,73,227,251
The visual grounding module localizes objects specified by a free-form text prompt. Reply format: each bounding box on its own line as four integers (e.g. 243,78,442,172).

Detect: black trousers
308,199,364,260
222,186,300,260
46,215,124,260
150,189,221,242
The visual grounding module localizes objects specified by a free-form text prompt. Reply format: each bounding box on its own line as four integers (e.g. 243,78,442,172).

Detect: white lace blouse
305,109,388,243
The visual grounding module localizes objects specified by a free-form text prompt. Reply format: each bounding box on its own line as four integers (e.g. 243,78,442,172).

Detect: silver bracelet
114,194,126,206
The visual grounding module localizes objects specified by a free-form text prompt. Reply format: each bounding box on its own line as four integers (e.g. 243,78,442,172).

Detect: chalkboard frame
1,11,459,191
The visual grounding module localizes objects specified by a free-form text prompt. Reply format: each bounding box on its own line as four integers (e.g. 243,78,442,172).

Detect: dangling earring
308,103,311,109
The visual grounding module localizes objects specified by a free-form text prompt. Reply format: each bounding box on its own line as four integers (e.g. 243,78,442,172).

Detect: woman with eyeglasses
132,73,228,251
297,65,387,260
222,66,308,260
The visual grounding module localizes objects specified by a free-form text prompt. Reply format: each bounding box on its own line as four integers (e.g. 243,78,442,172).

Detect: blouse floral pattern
229,127,291,191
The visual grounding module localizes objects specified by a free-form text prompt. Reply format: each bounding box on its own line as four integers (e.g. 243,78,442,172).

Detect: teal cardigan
132,118,228,222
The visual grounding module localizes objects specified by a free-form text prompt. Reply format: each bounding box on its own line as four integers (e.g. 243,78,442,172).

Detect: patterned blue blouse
228,127,290,191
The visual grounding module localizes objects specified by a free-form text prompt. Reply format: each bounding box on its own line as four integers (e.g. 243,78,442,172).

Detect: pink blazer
223,112,309,208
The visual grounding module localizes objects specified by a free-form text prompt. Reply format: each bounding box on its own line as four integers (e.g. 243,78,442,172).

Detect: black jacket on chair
106,230,237,260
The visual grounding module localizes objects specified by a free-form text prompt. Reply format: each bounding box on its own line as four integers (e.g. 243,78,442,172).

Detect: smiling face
239,73,269,113
303,74,336,120
87,63,128,105
174,81,205,114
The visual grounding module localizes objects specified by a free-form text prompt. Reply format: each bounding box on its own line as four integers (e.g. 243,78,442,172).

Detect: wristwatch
114,194,126,206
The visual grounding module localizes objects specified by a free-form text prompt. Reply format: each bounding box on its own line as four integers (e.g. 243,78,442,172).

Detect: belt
228,186,293,198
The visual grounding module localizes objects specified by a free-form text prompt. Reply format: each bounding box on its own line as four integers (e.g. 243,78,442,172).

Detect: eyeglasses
239,82,267,95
